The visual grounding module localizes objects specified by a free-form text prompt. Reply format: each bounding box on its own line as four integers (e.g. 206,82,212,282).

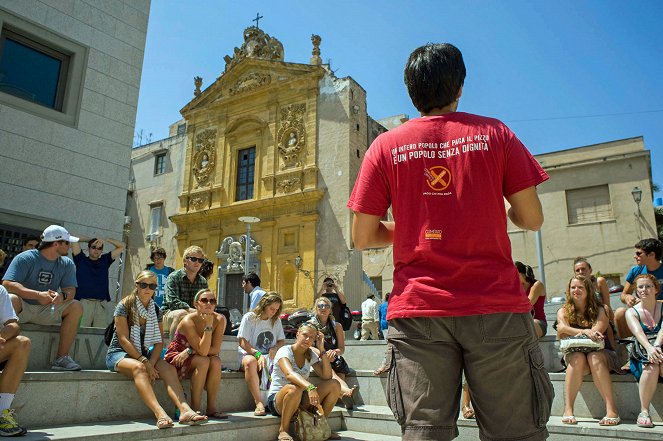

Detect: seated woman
625,274,663,428
573,257,616,349
237,293,286,416
267,322,341,441
308,296,357,409
515,261,547,338
105,270,207,428
556,275,620,426
165,288,227,419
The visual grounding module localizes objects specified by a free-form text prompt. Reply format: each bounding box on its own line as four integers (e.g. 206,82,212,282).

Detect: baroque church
127,26,387,312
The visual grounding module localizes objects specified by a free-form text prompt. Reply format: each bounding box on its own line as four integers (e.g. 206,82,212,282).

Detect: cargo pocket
527,342,554,428
386,345,406,426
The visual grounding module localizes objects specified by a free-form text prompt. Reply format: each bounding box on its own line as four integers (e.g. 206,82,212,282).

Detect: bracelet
305,384,317,392
204,326,214,332
138,356,148,363
254,351,262,359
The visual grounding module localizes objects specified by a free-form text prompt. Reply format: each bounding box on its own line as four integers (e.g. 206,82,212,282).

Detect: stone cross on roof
253,12,263,29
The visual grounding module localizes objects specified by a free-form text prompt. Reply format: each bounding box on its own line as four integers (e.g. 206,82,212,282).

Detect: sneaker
51,355,81,371
0,409,24,436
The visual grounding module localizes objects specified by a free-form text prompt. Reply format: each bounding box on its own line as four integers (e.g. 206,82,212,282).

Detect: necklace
641,304,658,330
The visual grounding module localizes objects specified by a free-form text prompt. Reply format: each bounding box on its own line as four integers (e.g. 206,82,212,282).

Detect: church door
224,273,244,315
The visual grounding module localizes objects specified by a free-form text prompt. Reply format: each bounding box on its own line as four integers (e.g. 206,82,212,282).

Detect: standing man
360,294,379,340
145,247,175,307
614,238,663,338
348,43,552,441
71,236,125,327
243,272,266,310
379,293,389,339
2,225,83,371
162,246,208,339
316,277,348,327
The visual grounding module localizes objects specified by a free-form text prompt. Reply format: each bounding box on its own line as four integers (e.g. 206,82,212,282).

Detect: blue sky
135,0,663,201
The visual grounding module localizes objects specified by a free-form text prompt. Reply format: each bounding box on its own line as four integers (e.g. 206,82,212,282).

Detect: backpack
339,304,353,331
214,305,233,335
104,303,160,346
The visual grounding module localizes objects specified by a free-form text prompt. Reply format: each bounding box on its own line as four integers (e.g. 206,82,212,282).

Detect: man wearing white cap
2,225,84,371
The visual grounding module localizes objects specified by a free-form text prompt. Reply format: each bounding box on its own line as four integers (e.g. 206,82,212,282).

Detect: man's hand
624,294,640,307
51,291,64,306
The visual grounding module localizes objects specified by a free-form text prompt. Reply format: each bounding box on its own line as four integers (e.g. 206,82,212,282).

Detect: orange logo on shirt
424,166,451,191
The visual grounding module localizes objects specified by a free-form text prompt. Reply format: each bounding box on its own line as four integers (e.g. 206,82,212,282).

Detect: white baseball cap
41,225,79,243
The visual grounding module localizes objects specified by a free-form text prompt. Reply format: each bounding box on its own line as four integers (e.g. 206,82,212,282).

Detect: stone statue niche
223,26,284,72
216,235,262,274
277,104,306,169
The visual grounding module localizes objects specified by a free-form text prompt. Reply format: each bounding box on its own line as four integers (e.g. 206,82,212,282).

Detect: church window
236,146,256,201
149,204,162,236
154,153,166,175
177,123,186,135
565,185,613,224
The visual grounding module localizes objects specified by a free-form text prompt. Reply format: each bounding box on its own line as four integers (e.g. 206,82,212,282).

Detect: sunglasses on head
90,245,103,250
136,282,157,290
198,297,217,305
187,256,205,263
316,303,331,309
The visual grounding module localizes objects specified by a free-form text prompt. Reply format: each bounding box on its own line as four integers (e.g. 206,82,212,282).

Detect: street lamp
631,186,643,239
238,216,260,312
294,255,312,278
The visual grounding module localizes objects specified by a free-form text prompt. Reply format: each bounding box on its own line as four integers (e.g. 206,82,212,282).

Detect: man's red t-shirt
347,112,549,319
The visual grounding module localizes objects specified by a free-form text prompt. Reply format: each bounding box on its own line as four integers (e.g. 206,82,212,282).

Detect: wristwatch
186,347,194,356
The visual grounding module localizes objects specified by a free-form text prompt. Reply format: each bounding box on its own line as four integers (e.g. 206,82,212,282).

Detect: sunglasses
187,256,205,263
90,245,103,250
635,251,646,256
153,254,165,259
198,297,217,305
136,282,157,290
57,240,70,246
316,304,331,309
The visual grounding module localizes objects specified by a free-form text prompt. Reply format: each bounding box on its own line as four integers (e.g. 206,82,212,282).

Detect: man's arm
620,281,638,306
106,238,126,261
506,186,544,231
351,212,394,250
2,280,52,304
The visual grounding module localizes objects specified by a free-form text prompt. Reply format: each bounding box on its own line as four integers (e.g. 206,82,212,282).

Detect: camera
326,283,334,288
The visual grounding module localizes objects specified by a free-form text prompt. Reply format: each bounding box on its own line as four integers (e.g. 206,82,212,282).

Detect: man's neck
646,260,662,271
89,254,100,261
40,249,58,261
185,268,197,282
153,263,165,270
421,101,458,117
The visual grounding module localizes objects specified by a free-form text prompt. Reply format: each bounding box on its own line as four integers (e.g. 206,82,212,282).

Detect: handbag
294,405,331,441
627,334,658,363
559,335,604,355
339,305,353,331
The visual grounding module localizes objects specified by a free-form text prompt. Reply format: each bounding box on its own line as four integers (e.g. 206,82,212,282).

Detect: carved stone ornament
276,176,301,194
223,27,284,72
195,129,217,152
192,148,215,187
229,72,272,95
310,34,322,65
189,192,209,211
277,104,306,169
217,235,262,272
194,76,203,96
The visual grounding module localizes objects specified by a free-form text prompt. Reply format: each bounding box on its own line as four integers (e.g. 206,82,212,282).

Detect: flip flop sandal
561,415,577,425
598,416,620,426
373,365,390,376
206,411,229,420
156,417,174,429
462,405,475,419
254,404,267,416
179,410,208,425
637,411,654,428
277,433,294,441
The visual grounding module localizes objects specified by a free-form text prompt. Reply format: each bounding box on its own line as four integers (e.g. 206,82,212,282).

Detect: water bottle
50,303,56,314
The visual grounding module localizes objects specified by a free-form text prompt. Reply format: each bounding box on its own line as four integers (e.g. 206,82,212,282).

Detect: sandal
254,403,267,416
156,417,174,429
598,416,620,426
206,410,229,420
277,432,294,441
462,405,475,419
561,415,577,425
328,432,342,440
637,411,654,428
179,410,208,425
373,365,390,376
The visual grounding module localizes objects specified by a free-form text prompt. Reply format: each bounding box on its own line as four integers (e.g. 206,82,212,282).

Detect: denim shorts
106,351,127,372
266,393,279,416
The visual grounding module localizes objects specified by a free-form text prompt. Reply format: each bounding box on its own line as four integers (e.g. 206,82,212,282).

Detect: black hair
404,43,466,114
87,238,98,249
515,261,537,285
323,277,334,284
23,236,39,246
198,259,214,280
150,247,167,261
635,238,662,261
243,271,261,287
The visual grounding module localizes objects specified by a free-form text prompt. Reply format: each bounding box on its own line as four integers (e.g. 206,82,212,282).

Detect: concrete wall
0,0,150,298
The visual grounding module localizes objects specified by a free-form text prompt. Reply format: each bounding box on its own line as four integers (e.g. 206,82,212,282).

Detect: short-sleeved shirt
268,345,319,396
379,302,389,331
626,264,663,300
73,252,114,301
249,286,267,310
237,312,285,357
162,268,208,312
147,265,174,308
107,302,163,355
347,112,548,319
0,286,19,325
2,249,77,305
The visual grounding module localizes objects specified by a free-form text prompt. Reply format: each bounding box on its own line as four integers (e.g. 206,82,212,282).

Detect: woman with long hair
515,261,547,338
267,322,341,441
573,257,616,349
164,288,227,418
556,275,620,426
308,296,357,408
237,292,286,416
625,274,663,428
105,270,207,428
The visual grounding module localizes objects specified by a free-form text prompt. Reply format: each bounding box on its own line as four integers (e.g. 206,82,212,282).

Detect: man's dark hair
384,293,390,302
199,259,214,280
635,238,662,261
404,43,466,114
150,247,167,261
87,238,98,249
23,236,39,246
323,277,334,284
37,241,55,251
243,272,260,288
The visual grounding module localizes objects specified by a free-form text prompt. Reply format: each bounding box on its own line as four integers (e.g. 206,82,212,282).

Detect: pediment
180,59,322,116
